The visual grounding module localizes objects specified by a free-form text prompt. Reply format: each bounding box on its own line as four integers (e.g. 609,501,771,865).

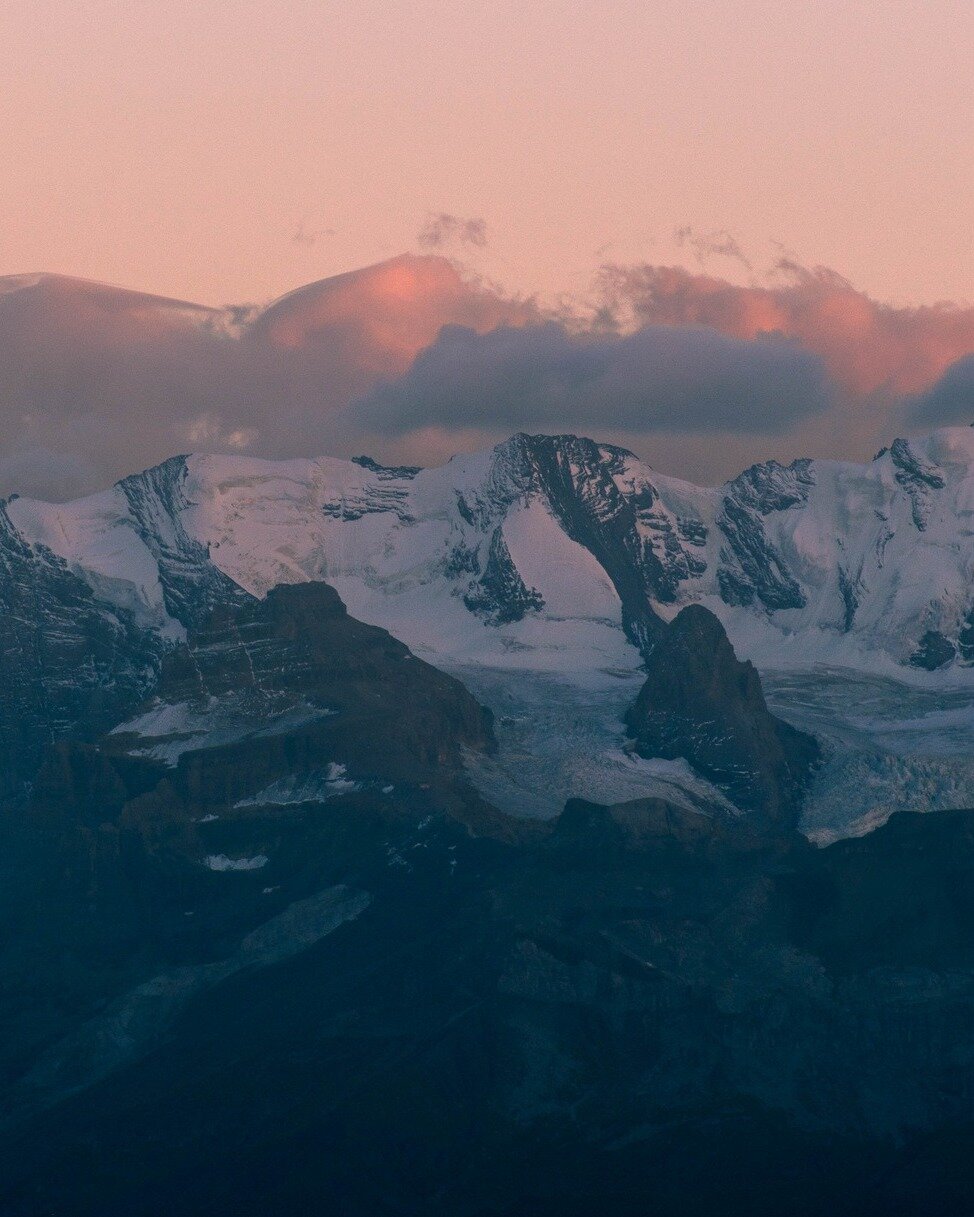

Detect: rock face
8,426,974,679
139,580,495,770
0,504,159,800
0,580,501,1145
715,457,813,610
2,433,974,1214
625,604,820,827
54,580,497,825
116,456,252,627
0,572,970,1217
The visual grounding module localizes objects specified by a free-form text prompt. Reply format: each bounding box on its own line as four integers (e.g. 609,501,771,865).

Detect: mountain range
7,424,974,677
2,427,974,1215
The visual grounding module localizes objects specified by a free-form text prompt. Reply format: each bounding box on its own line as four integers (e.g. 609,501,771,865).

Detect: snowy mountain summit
6,427,974,681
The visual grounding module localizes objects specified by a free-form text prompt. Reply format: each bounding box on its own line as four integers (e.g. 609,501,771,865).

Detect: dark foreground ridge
0,586,972,1217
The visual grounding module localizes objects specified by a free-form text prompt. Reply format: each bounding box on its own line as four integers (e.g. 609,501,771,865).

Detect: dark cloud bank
353,322,831,435
0,254,971,500
908,354,974,427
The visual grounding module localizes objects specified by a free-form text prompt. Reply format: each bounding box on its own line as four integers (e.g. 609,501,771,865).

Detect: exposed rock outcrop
43,581,497,822
625,604,820,827
0,504,159,799
7,427,974,676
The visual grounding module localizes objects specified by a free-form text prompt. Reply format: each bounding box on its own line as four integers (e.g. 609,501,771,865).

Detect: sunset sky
2,1,974,497
5,0,973,308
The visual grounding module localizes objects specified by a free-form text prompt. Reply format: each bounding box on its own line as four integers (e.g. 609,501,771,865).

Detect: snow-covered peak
5,429,974,682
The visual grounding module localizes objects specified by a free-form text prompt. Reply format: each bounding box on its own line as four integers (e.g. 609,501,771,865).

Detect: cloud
349,258,974,480
0,257,536,499
248,254,531,364
353,321,831,436
908,355,974,427
418,213,488,251
674,226,752,272
292,219,336,247
597,260,974,398
3,251,974,502
0,447,100,503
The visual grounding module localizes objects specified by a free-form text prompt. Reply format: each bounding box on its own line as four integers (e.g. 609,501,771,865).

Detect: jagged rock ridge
103,580,496,797
0,503,159,799
625,604,821,828
5,426,973,679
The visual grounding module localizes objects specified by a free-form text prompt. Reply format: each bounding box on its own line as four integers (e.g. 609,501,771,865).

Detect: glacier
7,426,974,679
4,426,974,836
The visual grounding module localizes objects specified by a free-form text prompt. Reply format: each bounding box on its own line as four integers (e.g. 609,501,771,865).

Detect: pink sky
3,0,973,310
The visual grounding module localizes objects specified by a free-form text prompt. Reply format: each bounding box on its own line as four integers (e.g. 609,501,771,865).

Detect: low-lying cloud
0,252,972,501
908,354,974,427
0,257,536,498
353,321,831,436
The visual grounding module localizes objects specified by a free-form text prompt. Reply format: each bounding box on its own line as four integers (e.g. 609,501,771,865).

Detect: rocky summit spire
625,604,821,829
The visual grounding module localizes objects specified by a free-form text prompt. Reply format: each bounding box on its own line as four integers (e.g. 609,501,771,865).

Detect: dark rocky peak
889,437,946,489
166,581,465,697
117,455,249,627
888,436,946,530
467,433,634,510
0,504,160,800
506,431,636,477
452,431,631,538
489,433,704,652
17,581,503,997
725,456,816,514
717,459,811,612
350,454,423,480
110,581,496,796
451,433,671,648
625,604,820,829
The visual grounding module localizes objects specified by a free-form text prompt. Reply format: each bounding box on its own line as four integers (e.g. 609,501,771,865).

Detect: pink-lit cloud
0,256,538,498
249,254,531,368
598,261,974,398
1,253,972,501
